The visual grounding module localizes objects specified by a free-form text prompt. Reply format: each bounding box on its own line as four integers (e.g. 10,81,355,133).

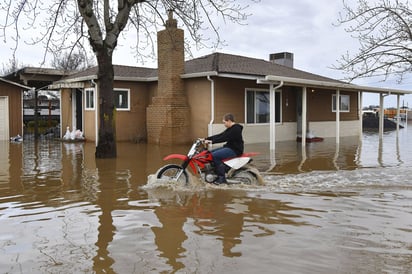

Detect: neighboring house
50,12,411,146
3,67,68,135
0,78,30,140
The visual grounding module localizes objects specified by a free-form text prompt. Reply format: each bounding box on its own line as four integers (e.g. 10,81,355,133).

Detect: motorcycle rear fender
241,152,259,157
223,157,251,169
222,152,259,169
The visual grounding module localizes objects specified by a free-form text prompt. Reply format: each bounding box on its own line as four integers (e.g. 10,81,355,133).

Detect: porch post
396,94,401,132
333,142,340,170
336,89,340,144
358,91,363,139
301,87,307,147
379,93,384,139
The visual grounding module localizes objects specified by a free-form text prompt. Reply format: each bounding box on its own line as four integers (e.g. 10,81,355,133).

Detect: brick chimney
146,10,191,144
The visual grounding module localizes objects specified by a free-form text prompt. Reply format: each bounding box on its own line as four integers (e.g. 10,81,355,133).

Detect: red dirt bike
156,138,260,185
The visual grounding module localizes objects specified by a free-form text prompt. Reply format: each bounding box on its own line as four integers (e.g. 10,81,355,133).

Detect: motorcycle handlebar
197,138,212,144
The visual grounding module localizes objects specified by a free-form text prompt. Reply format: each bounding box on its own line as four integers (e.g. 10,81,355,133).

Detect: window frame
113,88,130,111
332,94,350,113
85,88,95,110
245,88,282,124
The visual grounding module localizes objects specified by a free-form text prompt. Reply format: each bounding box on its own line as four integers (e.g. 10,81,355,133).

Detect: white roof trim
259,75,412,95
114,76,158,82
52,75,157,86
0,77,31,90
181,71,263,81
181,71,218,78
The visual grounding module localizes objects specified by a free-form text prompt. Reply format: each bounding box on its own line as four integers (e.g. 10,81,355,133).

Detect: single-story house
50,12,412,146
0,78,30,140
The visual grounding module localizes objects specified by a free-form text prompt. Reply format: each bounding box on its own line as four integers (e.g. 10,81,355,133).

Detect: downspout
95,84,99,146
336,89,340,144
270,81,284,150
207,75,215,137
301,86,307,147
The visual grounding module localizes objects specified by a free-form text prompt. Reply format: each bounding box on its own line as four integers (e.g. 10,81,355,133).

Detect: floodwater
1,123,412,274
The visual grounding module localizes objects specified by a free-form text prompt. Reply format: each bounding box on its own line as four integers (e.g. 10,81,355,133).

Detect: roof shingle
60,52,344,84
185,52,344,83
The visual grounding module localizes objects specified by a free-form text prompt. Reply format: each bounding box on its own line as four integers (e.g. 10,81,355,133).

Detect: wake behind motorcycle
156,138,261,185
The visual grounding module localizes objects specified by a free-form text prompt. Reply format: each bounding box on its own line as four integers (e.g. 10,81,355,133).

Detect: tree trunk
95,48,117,158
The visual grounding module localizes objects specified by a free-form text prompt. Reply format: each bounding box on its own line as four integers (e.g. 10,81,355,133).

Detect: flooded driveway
1,123,412,273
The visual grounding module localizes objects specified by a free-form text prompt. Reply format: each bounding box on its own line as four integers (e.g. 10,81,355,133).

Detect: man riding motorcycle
205,113,244,184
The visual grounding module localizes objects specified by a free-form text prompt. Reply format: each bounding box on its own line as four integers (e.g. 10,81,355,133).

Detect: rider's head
223,113,235,128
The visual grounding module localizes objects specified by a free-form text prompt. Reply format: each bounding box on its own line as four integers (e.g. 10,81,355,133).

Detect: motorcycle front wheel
156,164,189,185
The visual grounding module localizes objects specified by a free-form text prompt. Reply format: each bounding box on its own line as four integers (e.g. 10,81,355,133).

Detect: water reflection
145,189,317,272
0,123,411,273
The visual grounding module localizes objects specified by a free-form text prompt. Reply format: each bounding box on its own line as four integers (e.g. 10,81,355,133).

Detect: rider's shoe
214,176,227,184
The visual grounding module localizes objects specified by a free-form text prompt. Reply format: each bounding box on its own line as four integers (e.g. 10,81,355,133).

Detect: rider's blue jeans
210,147,237,176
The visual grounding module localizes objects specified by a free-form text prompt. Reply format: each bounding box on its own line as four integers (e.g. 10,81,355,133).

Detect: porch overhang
257,74,411,161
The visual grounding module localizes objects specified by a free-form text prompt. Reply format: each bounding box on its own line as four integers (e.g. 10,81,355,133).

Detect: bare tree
335,0,412,83
51,50,96,72
0,0,256,158
1,58,24,76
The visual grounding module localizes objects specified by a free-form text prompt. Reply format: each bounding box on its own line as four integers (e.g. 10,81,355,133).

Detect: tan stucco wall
0,82,22,137
307,89,359,121
83,109,96,141
186,77,273,140
61,84,150,142
185,78,212,139
60,88,73,137
210,122,297,144
282,87,298,122
211,120,361,144
114,81,151,142
309,120,361,138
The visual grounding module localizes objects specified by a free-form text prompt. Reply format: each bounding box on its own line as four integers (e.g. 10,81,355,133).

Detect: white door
0,97,9,140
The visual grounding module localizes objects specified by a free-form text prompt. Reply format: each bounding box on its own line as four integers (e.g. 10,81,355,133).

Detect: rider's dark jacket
206,124,244,155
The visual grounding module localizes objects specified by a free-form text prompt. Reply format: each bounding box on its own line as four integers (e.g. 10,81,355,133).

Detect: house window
246,89,281,123
114,88,130,111
85,88,95,110
332,94,350,112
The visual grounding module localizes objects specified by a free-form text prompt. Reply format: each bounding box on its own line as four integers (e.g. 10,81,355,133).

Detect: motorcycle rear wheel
156,164,189,185
230,170,257,185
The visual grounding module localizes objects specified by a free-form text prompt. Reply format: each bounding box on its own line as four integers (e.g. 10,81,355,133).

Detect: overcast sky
1,0,411,108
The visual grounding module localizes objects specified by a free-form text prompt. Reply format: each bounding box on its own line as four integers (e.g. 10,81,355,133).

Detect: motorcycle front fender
163,154,198,174
163,154,188,161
